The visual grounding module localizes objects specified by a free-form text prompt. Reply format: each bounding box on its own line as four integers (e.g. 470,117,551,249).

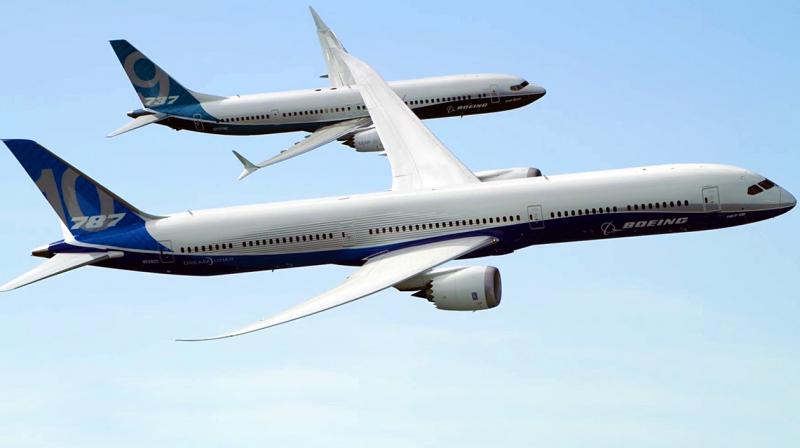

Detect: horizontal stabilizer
0,251,122,292
233,117,371,180
107,113,166,137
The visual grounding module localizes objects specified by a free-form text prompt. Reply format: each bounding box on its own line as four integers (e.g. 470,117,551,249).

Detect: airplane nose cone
780,187,796,209
529,84,546,98
522,84,546,102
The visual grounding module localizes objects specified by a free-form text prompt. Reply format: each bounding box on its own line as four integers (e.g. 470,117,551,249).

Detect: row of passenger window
217,94,488,123
218,106,360,122
283,106,357,117
179,211,527,255
179,232,337,254
181,242,234,253
550,200,690,219
219,115,268,123
626,200,689,211
368,214,522,235
405,94,478,106
551,206,618,218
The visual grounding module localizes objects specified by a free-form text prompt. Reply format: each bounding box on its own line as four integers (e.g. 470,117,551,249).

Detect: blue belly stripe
53,207,789,277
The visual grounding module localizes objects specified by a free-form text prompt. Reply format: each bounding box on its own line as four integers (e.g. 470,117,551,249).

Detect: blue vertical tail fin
109,39,221,118
3,139,163,244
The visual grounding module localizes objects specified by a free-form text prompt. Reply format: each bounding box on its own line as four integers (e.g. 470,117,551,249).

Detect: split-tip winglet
232,150,260,180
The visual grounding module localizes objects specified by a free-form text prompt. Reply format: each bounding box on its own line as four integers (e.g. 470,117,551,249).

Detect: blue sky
0,1,798,446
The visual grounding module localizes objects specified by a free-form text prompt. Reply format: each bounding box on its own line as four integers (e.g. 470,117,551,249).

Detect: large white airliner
2,49,794,341
108,7,546,178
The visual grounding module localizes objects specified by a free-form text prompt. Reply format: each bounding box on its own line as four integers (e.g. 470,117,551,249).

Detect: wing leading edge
332,49,480,191
310,7,355,87
178,236,496,341
232,117,371,180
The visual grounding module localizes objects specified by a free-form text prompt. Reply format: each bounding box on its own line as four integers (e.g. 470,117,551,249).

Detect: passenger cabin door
528,205,545,230
339,222,355,247
488,85,500,104
702,186,721,212
193,114,204,131
271,109,279,120
159,240,175,263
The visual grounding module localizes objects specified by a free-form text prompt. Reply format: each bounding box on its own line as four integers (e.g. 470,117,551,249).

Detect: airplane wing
232,117,371,180
310,7,355,87
332,49,480,191
107,113,167,138
0,251,122,292
178,235,496,341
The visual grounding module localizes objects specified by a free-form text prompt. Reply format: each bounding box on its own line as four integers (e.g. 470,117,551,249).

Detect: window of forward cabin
748,184,763,195
758,179,776,190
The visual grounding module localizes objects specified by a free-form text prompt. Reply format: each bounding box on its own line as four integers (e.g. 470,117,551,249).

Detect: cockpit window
758,179,776,190
510,80,529,91
747,184,764,195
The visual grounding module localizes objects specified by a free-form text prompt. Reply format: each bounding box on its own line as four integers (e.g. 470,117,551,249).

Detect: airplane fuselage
49,163,795,275
148,74,546,135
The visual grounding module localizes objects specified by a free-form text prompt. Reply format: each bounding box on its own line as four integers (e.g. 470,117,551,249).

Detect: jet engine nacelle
344,128,384,152
395,266,502,311
343,130,542,181
474,167,542,182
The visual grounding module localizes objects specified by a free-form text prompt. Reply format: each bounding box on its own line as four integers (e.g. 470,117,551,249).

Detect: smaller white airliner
108,7,546,178
3,48,794,341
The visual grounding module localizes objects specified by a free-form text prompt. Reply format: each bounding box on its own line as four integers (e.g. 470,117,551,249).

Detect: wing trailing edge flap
178,235,497,341
0,251,123,292
232,117,371,180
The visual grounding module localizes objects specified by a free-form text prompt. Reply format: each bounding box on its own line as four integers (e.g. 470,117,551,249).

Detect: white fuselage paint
87,163,791,275
187,74,543,132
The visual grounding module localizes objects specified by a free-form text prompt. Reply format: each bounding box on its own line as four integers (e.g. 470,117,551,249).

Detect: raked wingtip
176,333,232,342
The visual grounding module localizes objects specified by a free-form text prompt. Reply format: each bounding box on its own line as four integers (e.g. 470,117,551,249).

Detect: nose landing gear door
703,186,721,212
